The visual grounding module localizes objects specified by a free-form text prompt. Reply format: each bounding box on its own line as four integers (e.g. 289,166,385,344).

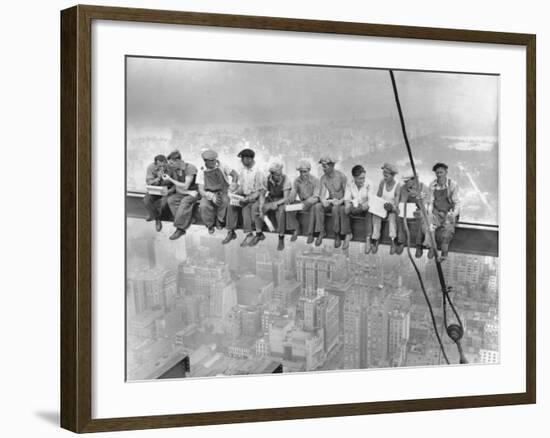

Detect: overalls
432,186,456,246
199,167,229,229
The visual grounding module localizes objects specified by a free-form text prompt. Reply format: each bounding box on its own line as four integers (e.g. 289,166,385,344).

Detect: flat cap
201,149,218,160
296,159,312,171
381,162,399,175
237,148,255,159
432,162,448,172
268,161,284,172
318,155,336,164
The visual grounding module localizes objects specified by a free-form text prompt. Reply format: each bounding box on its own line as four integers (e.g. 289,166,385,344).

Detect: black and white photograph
125,56,499,381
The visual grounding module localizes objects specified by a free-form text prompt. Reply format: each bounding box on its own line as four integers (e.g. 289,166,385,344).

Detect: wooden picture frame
60,4,536,433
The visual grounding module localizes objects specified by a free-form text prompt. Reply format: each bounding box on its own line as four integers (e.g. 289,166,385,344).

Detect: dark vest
267,175,287,201
203,167,228,193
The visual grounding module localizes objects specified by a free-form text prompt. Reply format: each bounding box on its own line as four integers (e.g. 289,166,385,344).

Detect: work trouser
143,194,168,220
396,210,431,247
372,212,397,240
312,202,345,235
199,192,229,229
226,200,260,233
340,206,373,237
257,204,286,235
286,202,317,235
428,211,457,247
167,193,197,230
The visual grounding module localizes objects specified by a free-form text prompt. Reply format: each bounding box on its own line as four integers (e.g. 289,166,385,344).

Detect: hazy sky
126,57,498,133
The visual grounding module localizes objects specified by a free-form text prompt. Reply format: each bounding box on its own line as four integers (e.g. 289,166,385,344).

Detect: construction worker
222,148,265,247
162,150,198,240
286,159,321,244
258,161,292,251
371,163,401,254
313,155,347,248
396,176,430,257
341,165,373,252
196,149,239,234
143,154,171,232
427,162,461,260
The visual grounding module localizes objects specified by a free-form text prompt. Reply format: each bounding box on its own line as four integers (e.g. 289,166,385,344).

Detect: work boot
215,220,225,230
277,236,285,251
145,214,155,222
240,232,254,247
364,237,372,254
169,228,186,240
222,230,237,245
415,246,423,258
389,239,397,255
334,234,342,249
427,247,435,259
342,234,352,250
315,231,326,247
291,229,299,242
395,242,405,255
306,234,314,244
155,219,162,232
371,239,379,254
249,232,265,246
207,226,215,235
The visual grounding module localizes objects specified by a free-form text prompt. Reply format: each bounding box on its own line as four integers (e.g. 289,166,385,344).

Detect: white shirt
344,179,372,207
238,162,265,196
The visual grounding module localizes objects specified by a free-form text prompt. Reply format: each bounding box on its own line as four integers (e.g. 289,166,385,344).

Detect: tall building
296,250,348,296
235,274,274,306
256,251,286,287
342,285,369,369
127,267,175,314
272,281,301,311
268,317,294,356
364,294,392,368
387,309,411,365
209,281,238,319
479,349,499,364
241,305,262,337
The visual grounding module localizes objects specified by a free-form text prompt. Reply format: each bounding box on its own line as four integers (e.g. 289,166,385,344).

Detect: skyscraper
296,250,347,296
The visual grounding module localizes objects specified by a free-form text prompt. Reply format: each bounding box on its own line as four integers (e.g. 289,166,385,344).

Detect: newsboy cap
318,155,336,164
201,149,218,160
268,161,284,173
381,163,399,175
296,159,312,171
237,148,255,159
432,162,448,172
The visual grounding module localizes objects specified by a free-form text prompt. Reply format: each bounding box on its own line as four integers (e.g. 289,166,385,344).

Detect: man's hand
333,198,344,206
212,193,223,207
438,210,447,219
229,182,238,193
161,174,172,182
302,197,317,209
360,201,369,211
384,202,393,212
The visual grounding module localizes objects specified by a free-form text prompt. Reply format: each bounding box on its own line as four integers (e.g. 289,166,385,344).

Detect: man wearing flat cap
257,161,292,250
162,150,199,240
143,154,172,232
425,162,461,260
371,163,401,254
396,175,430,257
312,155,347,248
196,148,239,234
286,159,321,244
223,148,266,247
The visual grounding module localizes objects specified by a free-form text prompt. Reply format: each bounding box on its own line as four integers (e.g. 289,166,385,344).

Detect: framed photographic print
60,4,536,433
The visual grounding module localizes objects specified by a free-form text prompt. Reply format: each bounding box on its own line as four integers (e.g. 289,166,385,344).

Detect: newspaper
368,196,388,219
398,202,418,219
263,215,275,232
228,193,245,206
285,203,304,212
146,185,168,196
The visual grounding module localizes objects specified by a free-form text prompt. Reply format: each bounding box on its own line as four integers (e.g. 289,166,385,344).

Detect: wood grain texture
60,4,537,433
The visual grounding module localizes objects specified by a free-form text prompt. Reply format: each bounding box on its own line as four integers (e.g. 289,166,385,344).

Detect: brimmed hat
296,159,312,171
237,148,255,159
381,163,398,175
201,149,218,160
268,161,284,173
